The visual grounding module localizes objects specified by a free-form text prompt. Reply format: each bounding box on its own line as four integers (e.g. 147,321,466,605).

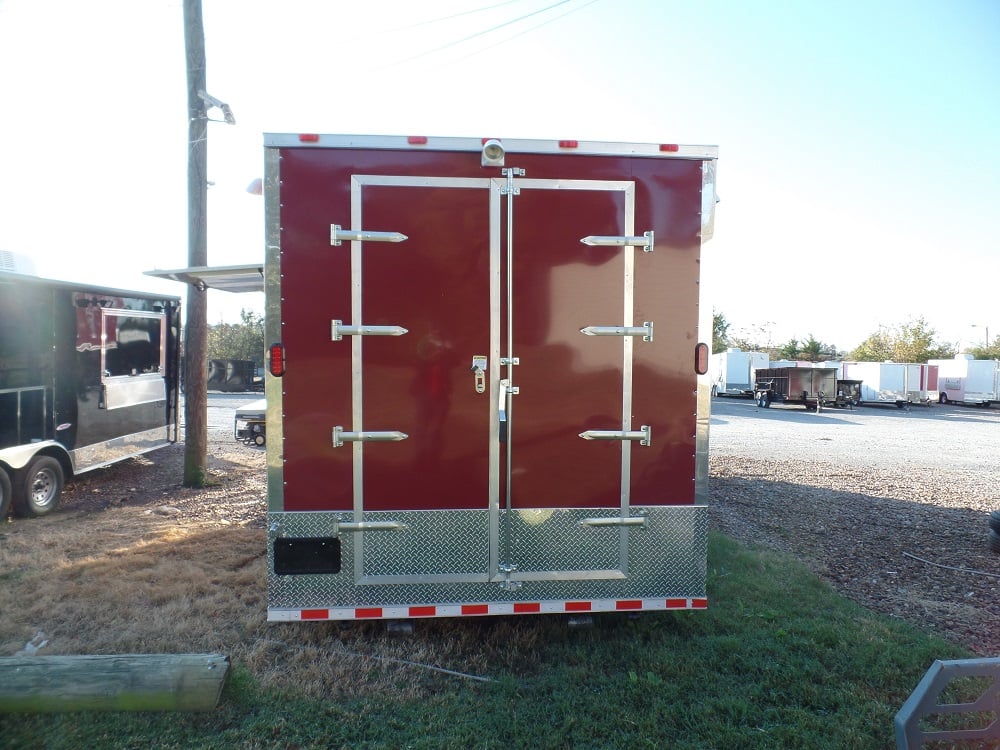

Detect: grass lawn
0,532,971,749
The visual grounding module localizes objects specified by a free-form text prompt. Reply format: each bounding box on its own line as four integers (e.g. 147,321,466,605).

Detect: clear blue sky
1,0,997,351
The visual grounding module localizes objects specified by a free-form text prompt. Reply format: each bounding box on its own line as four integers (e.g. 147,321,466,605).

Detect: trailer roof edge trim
0,270,181,302
263,133,718,160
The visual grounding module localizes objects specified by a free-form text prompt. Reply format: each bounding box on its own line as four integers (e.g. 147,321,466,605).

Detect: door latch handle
471,355,487,394
498,379,508,442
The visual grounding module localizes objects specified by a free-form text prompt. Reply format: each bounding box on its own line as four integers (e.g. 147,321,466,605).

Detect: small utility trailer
0,271,180,518
753,367,837,409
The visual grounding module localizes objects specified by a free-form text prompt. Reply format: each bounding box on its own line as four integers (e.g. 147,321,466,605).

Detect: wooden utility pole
183,0,208,486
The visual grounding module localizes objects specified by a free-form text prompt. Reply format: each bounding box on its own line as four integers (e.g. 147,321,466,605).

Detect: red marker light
694,343,709,375
299,133,320,143
407,135,428,145
659,144,680,152
558,140,579,149
269,343,286,377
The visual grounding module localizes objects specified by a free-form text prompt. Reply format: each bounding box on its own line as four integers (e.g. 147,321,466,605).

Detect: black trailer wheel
989,510,1000,534
13,456,64,518
990,529,1000,554
939,393,949,405
0,469,12,520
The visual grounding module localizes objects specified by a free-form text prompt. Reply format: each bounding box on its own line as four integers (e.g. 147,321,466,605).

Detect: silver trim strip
489,179,502,579
101,376,166,410
264,133,718,160
70,426,172,475
263,146,285,512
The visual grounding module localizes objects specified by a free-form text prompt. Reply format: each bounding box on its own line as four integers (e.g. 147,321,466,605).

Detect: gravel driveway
708,397,1000,656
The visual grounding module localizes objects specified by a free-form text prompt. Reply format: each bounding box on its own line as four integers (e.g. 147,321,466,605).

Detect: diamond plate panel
506,509,623,574
267,506,707,612
361,511,489,578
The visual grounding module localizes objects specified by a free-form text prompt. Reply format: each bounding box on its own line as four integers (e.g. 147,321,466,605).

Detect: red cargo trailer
157,134,719,623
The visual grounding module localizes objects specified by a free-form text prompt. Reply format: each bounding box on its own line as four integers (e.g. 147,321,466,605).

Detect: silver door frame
494,175,640,585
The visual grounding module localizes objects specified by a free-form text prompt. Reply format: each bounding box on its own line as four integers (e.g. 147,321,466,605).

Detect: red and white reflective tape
268,597,707,622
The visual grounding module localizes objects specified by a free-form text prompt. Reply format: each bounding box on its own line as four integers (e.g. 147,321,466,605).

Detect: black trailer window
101,310,166,378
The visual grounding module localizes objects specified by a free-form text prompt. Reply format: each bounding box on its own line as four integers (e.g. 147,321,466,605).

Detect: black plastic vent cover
274,537,342,575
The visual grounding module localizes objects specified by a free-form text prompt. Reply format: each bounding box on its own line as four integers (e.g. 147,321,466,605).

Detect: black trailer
208,359,259,392
0,271,181,518
753,367,838,410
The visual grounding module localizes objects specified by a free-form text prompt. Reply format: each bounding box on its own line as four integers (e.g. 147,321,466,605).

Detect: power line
379,0,528,35
448,0,601,66
385,0,585,68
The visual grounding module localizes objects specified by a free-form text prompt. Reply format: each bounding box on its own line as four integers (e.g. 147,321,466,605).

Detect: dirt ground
1,403,997,699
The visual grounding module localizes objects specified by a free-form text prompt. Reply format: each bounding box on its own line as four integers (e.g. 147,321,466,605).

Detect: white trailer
928,355,1000,405
840,361,936,407
709,348,768,397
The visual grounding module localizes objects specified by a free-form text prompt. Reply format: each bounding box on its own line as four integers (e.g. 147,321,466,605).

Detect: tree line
206,309,265,365
713,312,1000,363
205,308,997,367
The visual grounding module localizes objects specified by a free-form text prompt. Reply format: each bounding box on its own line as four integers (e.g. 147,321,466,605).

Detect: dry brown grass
0,439,562,702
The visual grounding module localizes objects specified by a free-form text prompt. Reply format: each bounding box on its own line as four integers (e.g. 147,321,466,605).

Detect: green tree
207,309,265,364
966,328,1000,359
712,311,731,353
849,317,955,362
799,334,826,362
779,338,800,360
967,343,1000,360
778,335,837,361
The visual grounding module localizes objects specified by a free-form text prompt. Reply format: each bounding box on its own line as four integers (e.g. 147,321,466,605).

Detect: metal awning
145,264,264,293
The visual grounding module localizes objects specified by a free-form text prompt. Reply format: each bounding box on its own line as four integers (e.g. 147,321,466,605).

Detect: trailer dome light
481,138,505,167
269,342,286,377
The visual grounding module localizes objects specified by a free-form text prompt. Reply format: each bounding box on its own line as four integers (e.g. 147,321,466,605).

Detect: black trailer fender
0,442,73,518
0,467,12,520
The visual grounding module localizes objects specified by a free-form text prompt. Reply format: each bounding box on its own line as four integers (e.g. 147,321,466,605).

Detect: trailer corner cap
145,264,264,293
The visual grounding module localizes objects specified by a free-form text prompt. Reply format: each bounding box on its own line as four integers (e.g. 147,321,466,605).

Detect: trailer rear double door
268,139,711,619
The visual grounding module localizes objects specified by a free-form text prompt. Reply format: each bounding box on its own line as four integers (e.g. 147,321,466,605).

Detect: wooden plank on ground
0,653,230,713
